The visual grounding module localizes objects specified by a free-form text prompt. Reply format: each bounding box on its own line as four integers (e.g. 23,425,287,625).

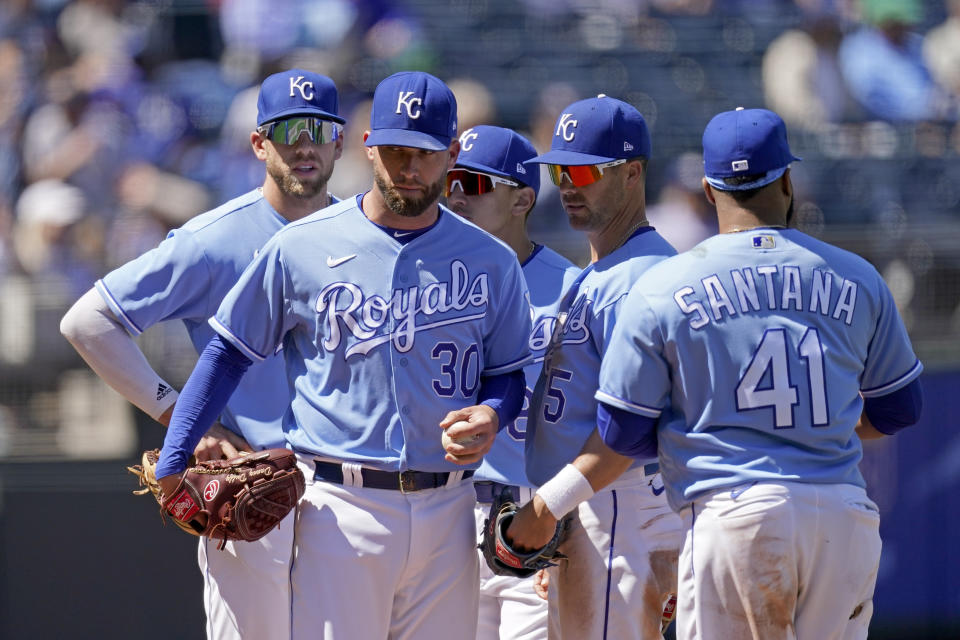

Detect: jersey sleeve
595,288,670,419
592,291,629,358
860,276,923,397
96,229,213,335
482,259,533,375
210,236,292,362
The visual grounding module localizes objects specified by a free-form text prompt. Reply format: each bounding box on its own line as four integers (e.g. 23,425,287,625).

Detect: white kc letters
556,113,578,141
289,76,315,100
459,128,479,151
396,91,423,119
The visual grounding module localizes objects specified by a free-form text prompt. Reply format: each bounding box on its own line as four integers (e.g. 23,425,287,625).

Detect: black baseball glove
480,486,567,578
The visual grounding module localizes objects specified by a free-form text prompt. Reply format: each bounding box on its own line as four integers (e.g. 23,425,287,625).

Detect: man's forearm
156,335,251,478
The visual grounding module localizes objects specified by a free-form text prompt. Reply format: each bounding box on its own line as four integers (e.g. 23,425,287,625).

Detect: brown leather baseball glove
128,448,305,549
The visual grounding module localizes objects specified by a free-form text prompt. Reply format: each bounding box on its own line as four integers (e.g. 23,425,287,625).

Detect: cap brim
365,129,450,151
524,149,615,166
259,107,346,126
455,160,509,180
455,160,536,190
706,166,790,192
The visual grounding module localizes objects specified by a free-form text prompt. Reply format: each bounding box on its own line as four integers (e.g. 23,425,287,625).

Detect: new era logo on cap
257,68,344,126
365,71,458,151
527,94,652,166
453,125,540,195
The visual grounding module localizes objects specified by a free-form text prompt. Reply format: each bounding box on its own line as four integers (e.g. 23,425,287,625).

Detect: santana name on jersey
674,264,858,330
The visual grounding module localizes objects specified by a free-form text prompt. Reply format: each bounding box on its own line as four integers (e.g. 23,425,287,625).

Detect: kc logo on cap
289,76,315,100
454,125,540,195
396,92,423,119
527,94,652,166
257,68,344,127
365,71,458,151
556,114,579,142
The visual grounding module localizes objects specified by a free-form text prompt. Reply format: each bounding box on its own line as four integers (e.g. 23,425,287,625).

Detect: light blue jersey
96,189,332,450
212,196,533,472
525,227,676,486
597,229,923,511
475,245,580,488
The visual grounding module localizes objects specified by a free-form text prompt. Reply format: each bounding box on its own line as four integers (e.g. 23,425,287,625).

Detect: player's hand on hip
193,422,252,462
439,405,498,465
505,495,559,552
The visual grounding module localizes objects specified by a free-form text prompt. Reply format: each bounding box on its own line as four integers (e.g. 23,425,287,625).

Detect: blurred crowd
2,0,959,289
2,0,959,281
1,0,959,453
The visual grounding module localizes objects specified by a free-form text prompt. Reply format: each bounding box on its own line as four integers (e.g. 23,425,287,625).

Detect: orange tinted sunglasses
545,158,627,187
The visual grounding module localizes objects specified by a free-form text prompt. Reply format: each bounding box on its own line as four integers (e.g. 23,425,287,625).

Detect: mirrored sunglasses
258,116,342,145
445,169,519,198
545,158,627,187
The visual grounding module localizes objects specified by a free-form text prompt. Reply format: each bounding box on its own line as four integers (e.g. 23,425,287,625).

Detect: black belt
313,460,473,493
474,481,523,504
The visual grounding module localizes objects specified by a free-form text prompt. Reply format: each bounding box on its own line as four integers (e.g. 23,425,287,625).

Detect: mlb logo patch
732,159,749,172
752,234,776,249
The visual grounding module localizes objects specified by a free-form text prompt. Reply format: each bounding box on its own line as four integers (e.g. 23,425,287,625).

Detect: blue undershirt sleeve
155,334,253,478
597,401,659,459
863,377,923,435
478,369,526,432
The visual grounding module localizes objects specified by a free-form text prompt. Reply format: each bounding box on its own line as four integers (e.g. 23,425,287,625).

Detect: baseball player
151,71,534,640
59,68,344,639
505,95,684,639
445,125,580,640
594,107,924,639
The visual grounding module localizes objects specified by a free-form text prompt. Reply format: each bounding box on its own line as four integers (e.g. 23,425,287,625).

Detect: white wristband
535,464,595,519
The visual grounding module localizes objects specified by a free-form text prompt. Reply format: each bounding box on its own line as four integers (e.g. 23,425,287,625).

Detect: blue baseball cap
527,94,652,166
256,69,344,127
702,107,801,191
365,71,458,151
455,126,540,196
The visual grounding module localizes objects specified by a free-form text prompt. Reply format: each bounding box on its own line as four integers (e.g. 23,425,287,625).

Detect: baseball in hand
442,421,482,449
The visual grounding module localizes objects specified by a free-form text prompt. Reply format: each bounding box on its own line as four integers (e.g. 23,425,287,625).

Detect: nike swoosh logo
393,230,415,238
651,485,665,496
326,254,357,268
